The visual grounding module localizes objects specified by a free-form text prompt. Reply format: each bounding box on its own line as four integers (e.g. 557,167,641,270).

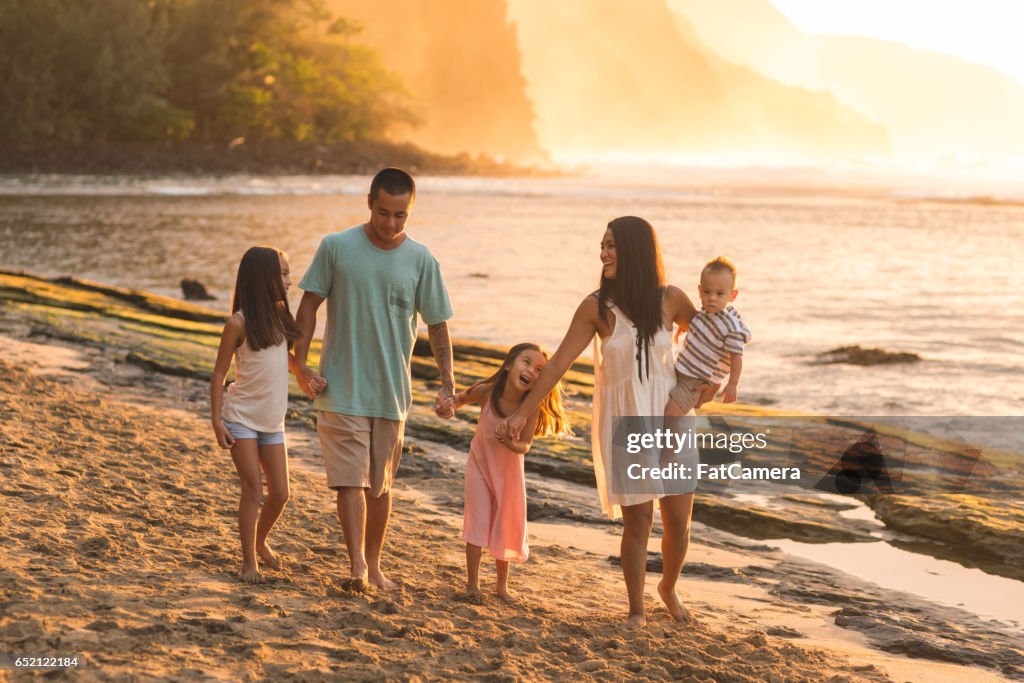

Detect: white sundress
591,302,698,519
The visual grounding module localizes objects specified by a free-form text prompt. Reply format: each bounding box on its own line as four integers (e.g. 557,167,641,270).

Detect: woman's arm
500,297,600,439
497,407,542,454
665,285,698,331
210,315,244,449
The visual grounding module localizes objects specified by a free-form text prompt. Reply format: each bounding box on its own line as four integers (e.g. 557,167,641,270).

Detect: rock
766,626,805,639
180,279,214,301
815,345,921,366
745,631,768,647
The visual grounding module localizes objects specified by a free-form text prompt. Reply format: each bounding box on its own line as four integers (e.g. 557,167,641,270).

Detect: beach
5,0,1024,677
2,273,1022,681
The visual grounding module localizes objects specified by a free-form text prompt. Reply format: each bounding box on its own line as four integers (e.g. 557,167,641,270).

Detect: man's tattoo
427,322,454,389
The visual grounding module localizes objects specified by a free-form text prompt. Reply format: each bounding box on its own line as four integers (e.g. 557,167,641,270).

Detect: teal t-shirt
299,225,453,420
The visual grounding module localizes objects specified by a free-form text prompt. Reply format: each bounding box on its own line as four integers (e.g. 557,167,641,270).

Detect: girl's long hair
231,246,301,351
471,342,572,439
598,216,666,381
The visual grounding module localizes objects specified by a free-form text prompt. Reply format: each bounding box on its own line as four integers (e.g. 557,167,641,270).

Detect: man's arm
294,291,326,398
428,321,455,418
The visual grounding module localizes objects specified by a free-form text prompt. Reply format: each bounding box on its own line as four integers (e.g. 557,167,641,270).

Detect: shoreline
0,141,555,178
1,271,1023,679
2,269,1021,582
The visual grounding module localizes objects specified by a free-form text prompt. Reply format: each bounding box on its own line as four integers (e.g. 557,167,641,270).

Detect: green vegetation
0,0,414,146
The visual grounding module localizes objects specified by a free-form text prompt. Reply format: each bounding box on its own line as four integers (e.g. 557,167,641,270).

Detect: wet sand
1,318,1019,681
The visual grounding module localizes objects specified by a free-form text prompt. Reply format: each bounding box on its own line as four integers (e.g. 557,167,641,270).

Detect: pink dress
463,401,529,562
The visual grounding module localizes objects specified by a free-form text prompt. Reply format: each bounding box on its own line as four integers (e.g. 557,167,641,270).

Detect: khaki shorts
668,372,707,414
317,412,405,496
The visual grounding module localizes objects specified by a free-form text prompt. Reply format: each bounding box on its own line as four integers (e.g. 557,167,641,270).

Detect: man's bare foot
256,543,280,569
341,576,369,592
495,587,517,603
625,612,647,628
368,570,396,590
239,565,264,584
657,580,695,624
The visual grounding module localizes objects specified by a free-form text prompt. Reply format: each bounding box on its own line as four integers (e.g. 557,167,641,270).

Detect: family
210,167,751,627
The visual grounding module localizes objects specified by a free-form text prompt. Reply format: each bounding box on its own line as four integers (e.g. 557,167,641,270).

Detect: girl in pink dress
454,343,571,601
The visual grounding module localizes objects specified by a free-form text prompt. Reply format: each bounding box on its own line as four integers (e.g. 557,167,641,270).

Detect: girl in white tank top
210,246,324,583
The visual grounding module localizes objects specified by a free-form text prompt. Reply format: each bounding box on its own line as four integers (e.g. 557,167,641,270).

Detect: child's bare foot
625,612,647,628
458,584,484,603
239,565,264,584
657,580,695,624
495,586,517,603
256,543,280,570
368,570,396,590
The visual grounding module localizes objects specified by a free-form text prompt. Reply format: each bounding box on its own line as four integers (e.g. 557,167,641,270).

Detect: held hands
496,414,527,444
495,421,512,448
434,385,455,418
297,365,327,399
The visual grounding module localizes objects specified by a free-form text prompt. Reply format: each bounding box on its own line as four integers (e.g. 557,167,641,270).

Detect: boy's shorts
668,372,707,414
317,411,405,497
223,420,285,446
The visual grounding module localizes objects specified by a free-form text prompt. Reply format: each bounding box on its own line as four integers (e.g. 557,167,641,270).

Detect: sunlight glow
770,0,1024,86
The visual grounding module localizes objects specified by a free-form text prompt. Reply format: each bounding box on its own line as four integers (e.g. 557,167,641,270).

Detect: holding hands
496,413,527,444
296,364,328,399
434,385,456,418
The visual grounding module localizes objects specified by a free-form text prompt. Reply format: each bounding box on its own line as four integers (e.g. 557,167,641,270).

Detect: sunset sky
771,0,1024,86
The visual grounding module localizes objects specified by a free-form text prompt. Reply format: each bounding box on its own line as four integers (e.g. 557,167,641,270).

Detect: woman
498,216,713,627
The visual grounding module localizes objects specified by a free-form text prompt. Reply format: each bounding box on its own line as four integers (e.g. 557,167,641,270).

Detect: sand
0,327,1016,682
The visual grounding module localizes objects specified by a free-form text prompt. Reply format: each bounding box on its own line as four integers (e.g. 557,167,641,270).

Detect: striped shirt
675,306,751,383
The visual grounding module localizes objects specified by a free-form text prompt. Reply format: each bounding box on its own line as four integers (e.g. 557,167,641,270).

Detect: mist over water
2,174,1022,417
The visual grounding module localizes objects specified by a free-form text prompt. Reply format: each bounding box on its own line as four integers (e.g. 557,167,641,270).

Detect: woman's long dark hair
231,246,301,351
598,216,666,381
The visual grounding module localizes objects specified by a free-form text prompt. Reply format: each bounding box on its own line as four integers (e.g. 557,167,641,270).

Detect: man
294,167,455,590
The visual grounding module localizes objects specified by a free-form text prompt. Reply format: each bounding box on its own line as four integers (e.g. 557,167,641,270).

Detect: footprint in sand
370,599,399,614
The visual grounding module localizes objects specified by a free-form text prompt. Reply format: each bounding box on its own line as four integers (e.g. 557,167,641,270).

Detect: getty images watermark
623,426,800,483
609,416,1023,496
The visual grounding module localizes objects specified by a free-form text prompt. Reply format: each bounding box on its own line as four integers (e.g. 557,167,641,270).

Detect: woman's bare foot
256,542,280,570
657,580,694,624
625,612,647,628
495,586,516,603
239,564,264,584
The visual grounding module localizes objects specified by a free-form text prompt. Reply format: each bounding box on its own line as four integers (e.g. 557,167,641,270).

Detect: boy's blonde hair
702,256,738,289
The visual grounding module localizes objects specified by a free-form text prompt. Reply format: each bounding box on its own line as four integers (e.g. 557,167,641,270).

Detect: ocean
2,173,1021,417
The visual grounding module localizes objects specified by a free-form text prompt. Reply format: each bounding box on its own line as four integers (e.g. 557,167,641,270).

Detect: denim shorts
223,420,285,446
